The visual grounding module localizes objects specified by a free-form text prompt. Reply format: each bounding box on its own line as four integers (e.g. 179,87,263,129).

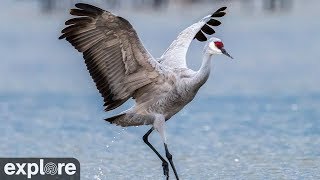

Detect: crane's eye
214,41,224,49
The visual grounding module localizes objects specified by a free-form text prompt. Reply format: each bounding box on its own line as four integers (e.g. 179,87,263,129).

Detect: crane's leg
143,127,170,179
153,114,179,180
164,143,179,180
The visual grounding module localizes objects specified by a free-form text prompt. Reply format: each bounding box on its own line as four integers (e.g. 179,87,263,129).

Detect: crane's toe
162,161,169,178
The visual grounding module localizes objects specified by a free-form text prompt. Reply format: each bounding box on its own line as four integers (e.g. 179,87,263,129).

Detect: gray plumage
60,3,230,179
60,3,227,127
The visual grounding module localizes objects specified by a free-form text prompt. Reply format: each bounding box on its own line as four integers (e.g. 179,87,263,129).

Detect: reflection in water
36,0,294,13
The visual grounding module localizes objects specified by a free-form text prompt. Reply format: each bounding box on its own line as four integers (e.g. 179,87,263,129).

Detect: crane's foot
162,161,169,179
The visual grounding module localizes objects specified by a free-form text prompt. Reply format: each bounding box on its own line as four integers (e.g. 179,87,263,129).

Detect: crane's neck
193,52,212,88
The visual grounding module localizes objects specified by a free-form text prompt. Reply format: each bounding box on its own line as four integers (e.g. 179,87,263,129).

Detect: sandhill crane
59,3,232,179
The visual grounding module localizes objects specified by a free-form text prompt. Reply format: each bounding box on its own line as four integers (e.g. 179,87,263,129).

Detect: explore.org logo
0,158,80,180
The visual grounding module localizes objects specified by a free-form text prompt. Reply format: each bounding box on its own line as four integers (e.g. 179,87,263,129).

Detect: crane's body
59,3,232,180
110,68,204,126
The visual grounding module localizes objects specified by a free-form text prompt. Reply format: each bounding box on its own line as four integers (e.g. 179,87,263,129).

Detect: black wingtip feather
65,17,93,25
216,6,227,12
58,34,65,40
75,3,104,14
207,19,221,26
61,24,84,34
70,8,98,17
211,11,226,18
201,24,215,35
211,6,227,17
194,6,227,42
195,31,207,42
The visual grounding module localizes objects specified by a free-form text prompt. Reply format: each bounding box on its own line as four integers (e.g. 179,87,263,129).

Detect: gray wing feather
60,3,163,111
160,21,206,68
160,7,227,68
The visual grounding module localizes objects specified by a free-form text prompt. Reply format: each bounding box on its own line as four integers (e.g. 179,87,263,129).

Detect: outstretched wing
59,3,163,111
159,7,227,68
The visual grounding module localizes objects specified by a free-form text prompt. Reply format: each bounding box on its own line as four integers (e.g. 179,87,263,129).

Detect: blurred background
0,0,319,179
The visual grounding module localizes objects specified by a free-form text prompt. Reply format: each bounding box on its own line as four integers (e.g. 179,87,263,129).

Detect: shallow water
1,94,319,179
0,0,320,179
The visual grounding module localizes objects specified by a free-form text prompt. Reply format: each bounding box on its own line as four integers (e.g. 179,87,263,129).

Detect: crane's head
207,37,233,59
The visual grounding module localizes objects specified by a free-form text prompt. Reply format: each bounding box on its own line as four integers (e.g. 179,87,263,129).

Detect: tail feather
104,114,125,124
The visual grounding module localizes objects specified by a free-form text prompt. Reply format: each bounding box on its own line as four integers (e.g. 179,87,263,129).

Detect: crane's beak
221,48,233,59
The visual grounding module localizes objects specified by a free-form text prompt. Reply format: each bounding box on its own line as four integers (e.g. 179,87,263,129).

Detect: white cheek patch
209,42,221,53
209,42,215,49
